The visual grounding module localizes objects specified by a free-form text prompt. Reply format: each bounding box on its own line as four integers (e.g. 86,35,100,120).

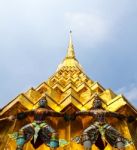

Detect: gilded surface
0,33,137,150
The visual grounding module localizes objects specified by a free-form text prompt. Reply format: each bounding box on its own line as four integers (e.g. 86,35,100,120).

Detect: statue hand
127,116,136,123
70,112,76,121
8,115,16,121
64,113,71,121
71,136,81,143
64,113,76,121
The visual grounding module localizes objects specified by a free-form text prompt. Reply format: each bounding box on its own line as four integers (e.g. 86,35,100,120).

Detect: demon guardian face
93,95,102,109
38,99,47,108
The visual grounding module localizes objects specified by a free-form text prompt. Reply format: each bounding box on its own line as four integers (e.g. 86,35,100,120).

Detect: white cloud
64,12,111,47
116,84,137,106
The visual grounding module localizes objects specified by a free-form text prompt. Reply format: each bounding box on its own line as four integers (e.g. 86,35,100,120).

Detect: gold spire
66,31,75,58
56,31,84,71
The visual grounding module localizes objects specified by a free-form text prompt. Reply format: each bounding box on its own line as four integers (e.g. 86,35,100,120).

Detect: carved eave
121,95,137,114
0,94,34,116
100,89,117,103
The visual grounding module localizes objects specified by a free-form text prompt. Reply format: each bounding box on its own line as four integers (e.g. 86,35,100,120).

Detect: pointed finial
66,31,75,58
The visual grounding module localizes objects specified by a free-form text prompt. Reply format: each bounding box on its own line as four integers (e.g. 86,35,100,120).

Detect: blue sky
0,0,137,108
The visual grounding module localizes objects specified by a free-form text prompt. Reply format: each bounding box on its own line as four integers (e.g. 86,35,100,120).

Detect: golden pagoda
0,32,137,150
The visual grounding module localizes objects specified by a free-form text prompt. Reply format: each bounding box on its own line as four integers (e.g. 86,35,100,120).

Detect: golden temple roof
0,32,137,150
0,32,137,114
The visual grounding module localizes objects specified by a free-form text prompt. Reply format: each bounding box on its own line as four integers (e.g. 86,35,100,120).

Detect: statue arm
47,110,64,117
65,111,93,121
0,110,34,122
107,111,136,123
106,112,127,120
75,111,93,116
0,117,10,122
16,110,34,120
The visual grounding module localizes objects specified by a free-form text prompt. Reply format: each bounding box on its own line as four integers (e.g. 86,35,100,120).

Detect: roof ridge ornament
56,31,84,72
66,31,75,58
